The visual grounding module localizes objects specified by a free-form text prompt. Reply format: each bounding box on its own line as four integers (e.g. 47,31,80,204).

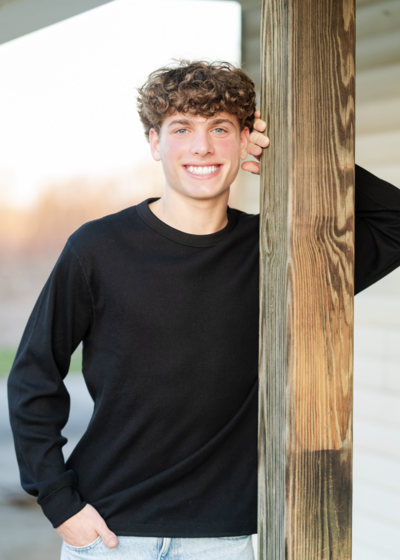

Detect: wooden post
258,1,355,559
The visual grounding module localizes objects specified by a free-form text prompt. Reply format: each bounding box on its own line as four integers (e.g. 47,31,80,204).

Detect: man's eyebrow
209,117,236,127
167,119,192,128
167,117,236,128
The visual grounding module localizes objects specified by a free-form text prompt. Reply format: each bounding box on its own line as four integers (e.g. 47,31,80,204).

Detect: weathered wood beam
258,1,356,559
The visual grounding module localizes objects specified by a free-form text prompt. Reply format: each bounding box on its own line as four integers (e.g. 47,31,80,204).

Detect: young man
7,60,400,560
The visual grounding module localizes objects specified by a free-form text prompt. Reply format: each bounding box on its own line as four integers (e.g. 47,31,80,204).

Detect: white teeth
187,165,219,175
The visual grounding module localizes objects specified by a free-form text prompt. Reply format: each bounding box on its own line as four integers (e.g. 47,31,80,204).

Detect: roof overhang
0,0,115,46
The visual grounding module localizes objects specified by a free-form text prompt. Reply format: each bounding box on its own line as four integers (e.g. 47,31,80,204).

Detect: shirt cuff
38,484,87,528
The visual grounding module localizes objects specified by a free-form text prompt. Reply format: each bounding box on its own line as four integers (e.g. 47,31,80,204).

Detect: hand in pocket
57,504,118,549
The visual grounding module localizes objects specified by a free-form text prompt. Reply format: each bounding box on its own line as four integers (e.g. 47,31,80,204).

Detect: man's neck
148,188,230,235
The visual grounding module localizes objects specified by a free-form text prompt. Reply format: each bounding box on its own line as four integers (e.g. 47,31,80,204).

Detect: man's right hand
56,504,118,549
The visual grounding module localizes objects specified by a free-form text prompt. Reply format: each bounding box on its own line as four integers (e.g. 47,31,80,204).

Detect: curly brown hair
136,59,256,142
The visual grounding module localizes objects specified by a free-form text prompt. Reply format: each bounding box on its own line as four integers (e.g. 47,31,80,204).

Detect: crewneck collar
136,197,239,248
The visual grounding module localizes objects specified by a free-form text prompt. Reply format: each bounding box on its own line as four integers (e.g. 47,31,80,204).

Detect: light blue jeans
60,535,255,560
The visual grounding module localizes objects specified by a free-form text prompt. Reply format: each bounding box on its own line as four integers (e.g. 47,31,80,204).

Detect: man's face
149,111,250,201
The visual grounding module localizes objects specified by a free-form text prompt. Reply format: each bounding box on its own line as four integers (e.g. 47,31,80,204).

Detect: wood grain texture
258,1,356,559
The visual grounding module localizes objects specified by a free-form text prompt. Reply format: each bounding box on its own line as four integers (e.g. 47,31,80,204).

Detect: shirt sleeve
7,239,94,528
355,164,400,295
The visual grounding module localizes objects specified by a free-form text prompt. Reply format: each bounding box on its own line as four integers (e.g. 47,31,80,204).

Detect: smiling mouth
184,165,221,176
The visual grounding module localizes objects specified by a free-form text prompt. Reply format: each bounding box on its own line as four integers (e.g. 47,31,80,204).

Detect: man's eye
176,129,188,134
214,128,226,133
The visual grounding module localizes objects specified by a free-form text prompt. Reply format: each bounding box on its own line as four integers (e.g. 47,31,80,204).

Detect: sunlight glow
0,0,241,206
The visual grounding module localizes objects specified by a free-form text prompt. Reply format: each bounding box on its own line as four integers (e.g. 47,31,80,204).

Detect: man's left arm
353,165,400,294
245,111,400,295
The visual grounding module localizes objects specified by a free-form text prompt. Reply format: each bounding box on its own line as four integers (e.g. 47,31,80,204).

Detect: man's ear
240,126,250,160
149,128,161,162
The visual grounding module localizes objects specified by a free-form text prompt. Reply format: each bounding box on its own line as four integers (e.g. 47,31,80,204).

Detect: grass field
0,346,83,376
0,349,18,376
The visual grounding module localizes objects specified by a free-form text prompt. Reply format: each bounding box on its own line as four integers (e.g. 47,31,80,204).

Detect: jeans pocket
64,535,102,552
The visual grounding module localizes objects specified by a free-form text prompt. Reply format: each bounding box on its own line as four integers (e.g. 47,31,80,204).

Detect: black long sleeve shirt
7,165,400,537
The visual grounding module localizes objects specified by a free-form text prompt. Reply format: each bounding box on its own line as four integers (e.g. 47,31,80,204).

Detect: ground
0,375,92,560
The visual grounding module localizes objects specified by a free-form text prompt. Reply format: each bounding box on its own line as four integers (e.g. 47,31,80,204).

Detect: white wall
355,0,400,190
353,4,400,555
353,271,400,560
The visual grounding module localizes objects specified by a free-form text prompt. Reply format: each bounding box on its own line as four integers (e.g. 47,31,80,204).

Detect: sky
0,0,241,207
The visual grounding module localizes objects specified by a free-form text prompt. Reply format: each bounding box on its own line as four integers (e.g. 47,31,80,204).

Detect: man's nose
190,131,213,157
